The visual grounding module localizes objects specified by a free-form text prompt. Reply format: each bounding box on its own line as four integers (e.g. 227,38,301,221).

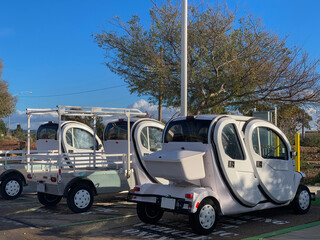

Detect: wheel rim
299,190,310,210
5,180,20,197
199,204,216,229
74,189,91,209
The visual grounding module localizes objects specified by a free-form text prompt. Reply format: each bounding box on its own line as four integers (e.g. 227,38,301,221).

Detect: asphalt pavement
0,185,319,240
245,185,320,240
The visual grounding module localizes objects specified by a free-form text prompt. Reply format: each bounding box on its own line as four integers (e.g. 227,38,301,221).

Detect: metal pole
181,0,188,116
27,113,31,172
58,107,62,173
93,114,97,168
126,112,131,178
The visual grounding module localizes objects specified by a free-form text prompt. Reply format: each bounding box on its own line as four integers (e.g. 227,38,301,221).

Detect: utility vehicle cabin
129,115,312,235
103,118,165,184
26,106,165,213
103,118,154,161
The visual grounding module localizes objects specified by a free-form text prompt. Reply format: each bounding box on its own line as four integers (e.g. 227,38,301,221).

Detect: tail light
133,187,140,192
185,193,193,199
27,174,32,179
51,177,57,182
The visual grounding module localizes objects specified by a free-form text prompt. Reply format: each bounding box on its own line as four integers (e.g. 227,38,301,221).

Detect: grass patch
312,198,320,206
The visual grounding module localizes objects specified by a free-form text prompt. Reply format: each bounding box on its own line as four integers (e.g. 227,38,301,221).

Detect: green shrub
300,152,313,171
301,134,320,147
309,172,320,185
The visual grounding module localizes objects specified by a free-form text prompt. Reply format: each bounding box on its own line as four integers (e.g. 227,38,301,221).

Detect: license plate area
37,182,46,192
161,197,176,210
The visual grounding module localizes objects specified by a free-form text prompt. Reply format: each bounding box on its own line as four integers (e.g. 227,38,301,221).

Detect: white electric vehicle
0,120,105,200
129,115,312,235
27,106,165,213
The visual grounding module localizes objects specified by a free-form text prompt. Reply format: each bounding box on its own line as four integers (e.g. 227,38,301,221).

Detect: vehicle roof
171,114,254,122
38,121,90,128
105,117,150,124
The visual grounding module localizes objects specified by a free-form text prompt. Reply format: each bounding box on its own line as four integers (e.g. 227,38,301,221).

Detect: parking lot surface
0,192,320,240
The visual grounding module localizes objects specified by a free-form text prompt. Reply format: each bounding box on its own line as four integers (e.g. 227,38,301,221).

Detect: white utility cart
0,119,108,200
128,115,313,235
26,106,165,213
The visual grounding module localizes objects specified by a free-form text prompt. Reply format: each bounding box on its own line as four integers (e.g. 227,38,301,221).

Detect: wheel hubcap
199,204,215,229
299,190,310,210
74,189,90,209
5,180,20,196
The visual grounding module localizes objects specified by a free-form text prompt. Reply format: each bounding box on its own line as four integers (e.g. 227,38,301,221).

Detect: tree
277,105,312,142
0,119,7,136
0,57,17,118
12,124,25,140
94,0,320,116
244,103,312,142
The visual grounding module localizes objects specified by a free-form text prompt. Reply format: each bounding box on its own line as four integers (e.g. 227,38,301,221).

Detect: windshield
164,119,211,143
104,121,135,141
37,123,58,140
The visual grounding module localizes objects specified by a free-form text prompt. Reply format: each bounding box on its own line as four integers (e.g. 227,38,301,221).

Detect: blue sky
1,0,320,127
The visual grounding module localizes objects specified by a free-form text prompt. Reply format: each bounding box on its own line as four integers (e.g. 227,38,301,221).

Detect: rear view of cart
26,105,146,213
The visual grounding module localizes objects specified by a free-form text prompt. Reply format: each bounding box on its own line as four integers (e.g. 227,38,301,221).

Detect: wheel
292,185,311,214
67,184,94,213
136,202,164,224
37,192,62,206
189,198,218,235
0,175,23,200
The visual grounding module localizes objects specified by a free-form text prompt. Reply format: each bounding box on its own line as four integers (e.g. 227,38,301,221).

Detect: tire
0,175,23,200
136,202,164,224
67,184,94,213
292,185,311,214
189,198,218,235
37,192,62,206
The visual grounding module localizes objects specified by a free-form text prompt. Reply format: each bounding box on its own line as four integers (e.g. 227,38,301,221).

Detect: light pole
181,0,188,116
7,91,32,134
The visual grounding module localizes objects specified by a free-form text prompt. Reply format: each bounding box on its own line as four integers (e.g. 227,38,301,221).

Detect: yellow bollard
276,136,280,157
295,133,300,172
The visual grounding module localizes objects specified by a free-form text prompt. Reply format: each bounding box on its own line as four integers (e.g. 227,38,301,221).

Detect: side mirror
290,151,297,158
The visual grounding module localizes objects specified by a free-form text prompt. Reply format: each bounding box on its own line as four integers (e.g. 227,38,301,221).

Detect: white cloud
306,107,318,130
127,99,178,121
306,107,316,116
